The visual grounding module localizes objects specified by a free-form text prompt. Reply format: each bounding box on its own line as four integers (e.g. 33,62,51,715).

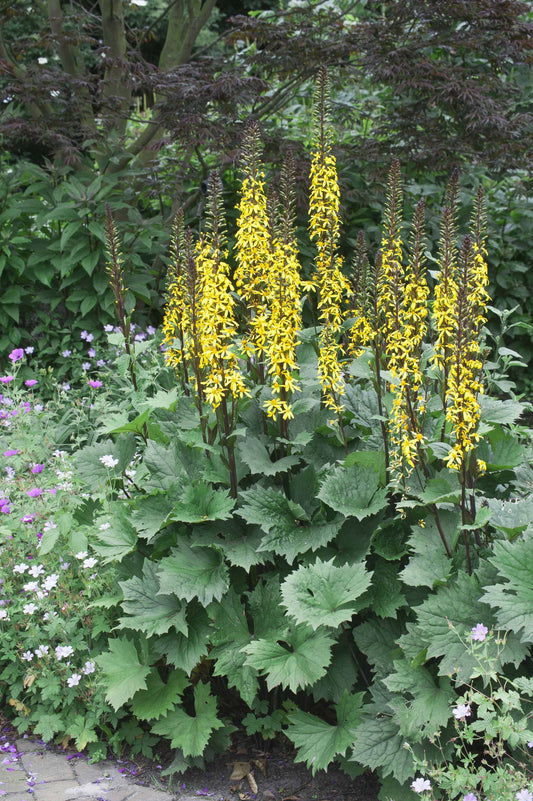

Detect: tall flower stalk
263,151,302,431
309,66,350,416
234,121,272,377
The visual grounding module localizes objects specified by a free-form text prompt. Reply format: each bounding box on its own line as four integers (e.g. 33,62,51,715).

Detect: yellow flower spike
234,121,272,363
309,67,349,411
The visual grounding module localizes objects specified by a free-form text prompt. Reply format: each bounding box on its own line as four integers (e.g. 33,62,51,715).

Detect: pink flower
26,488,43,498
31,464,44,474
8,349,24,363
0,376,14,384
88,380,102,388
24,379,38,387
3,450,18,457
471,623,488,642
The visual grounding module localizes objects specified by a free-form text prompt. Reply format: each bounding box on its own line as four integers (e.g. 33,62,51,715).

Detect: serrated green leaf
288,691,364,774
93,505,137,563
171,484,234,524
67,715,99,751
73,434,137,482
281,558,371,629
481,538,533,642
157,541,229,605
131,669,188,721
248,578,287,638
416,477,461,505
350,715,414,784
480,395,526,425
118,560,188,637
96,637,150,710
400,517,454,588
152,602,211,674
384,661,454,735
364,559,406,618
353,619,404,675
33,713,65,742
486,497,533,536
318,462,387,520
132,494,174,542
152,682,224,757
311,641,359,704
193,521,272,570
238,486,337,561
243,624,334,692
238,437,300,476
208,589,258,707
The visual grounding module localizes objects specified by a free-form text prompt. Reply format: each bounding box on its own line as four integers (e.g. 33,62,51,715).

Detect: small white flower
82,660,96,675
516,791,533,801
55,645,74,660
21,651,33,661
13,563,29,574
35,645,49,658
23,603,38,614
37,57,48,64
99,454,119,468
29,564,44,578
75,551,88,560
67,673,81,687
43,574,59,592
43,521,57,532
83,557,98,569
99,522,111,531
453,703,471,720
0,609,9,620
23,582,40,593
411,777,431,793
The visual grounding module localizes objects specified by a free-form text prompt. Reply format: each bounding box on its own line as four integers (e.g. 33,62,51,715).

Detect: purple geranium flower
26,488,43,498
88,380,102,388
471,623,488,642
8,348,24,363
24,380,38,387
0,376,14,384
4,450,18,457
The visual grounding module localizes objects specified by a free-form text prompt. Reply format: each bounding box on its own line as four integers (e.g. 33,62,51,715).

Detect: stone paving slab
0,739,184,801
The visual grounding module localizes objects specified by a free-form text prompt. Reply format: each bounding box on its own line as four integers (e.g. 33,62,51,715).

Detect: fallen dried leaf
247,773,258,795
253,758,267,776
231,762,252,781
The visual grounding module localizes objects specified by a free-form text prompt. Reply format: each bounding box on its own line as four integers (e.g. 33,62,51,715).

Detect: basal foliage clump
3,70,533,799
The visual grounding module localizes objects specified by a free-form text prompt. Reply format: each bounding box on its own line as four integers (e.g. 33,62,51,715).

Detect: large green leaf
384,661,454,736
248,577,287,638
194,522,272,570
96,637,150,710
118,560,188,638
243,624,334,692
311,641,360,704
287,691,364,774
73,434,137,482
259,517,343,563
238,437,300,476
486,497,533,537
350,715,414,784
93,505,137,563
152,682,224,757
208,589,258,707
152,602,211,674
317,462,387,520
364,559,406,618
353,619,403,676
132,494,174,542
281,558,372,629
400,517,454,588
130,669,188,721
157,541,229,605
238,485,308,529
481,538,533,642
170,484,234,524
